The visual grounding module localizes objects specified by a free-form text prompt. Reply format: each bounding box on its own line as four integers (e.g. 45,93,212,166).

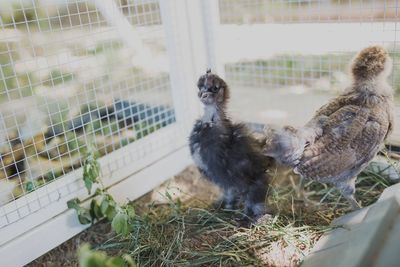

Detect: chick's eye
210,86,219,93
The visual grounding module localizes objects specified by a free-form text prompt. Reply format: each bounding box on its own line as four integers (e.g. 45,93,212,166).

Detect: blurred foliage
87,40,123,56
43,69,75,87
226,53,352,88
226,52,400,94
219,0,397,24
78,244,136,267
0,1,50,30
135,121,162,139
0,43,34,101
87,119,120,137
0,0,172,205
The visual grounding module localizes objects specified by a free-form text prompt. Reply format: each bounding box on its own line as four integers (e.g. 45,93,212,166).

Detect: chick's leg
244,178,269,219
296,175,306,198
221,187,239,210
337,177,362,210
290,174,318,206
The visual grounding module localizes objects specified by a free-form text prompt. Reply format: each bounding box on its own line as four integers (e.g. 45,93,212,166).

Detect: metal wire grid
219,1,399,110
211,0,400,146
219,0,399,24
0,0,178,228
0,0,162,31
220,1,399,84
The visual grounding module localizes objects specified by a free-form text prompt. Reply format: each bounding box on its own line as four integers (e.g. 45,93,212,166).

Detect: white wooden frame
0,0,211,266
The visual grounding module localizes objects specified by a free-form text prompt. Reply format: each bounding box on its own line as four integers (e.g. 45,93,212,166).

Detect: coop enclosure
0,0,399,266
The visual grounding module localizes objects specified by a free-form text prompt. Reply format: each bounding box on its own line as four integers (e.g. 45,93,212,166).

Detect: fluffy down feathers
190,71,274,219
190,121,271,189
263,46,394,209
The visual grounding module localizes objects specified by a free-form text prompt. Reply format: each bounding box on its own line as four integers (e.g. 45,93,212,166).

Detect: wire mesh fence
215,0,400,141
219,0,399,24
1,0,400,264
0,0,180,230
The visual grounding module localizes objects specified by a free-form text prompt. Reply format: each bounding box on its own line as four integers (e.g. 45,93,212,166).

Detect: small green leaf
102,195,117,221
78,210,92,225
78,244,136,267
108,257,125,267
82,146,101,194
68,198,91,224
125,205,135,219
105,206,117,221
83,177,94,194
78,244,106,267
100,197,110,215
90,199,103,220
67,198,81,210
111,212,129,236
24,181,35,192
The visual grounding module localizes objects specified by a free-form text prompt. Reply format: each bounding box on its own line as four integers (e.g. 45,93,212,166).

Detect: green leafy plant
82,147,100,194
67,144,136,236
67,198,92,225
67,143,138,265
78,244,136,267
43,69,74,86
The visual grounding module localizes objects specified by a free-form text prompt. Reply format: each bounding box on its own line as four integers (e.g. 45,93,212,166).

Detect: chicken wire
214,0,400,141
0,0,184,229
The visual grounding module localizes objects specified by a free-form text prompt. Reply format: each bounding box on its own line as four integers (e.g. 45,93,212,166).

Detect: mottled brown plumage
264,46,395,209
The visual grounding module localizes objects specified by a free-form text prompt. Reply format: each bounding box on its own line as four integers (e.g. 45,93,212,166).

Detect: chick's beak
199,91,214,104
201,92,212,99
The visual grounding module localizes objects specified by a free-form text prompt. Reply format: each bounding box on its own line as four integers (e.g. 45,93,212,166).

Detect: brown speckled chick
264,46,395,209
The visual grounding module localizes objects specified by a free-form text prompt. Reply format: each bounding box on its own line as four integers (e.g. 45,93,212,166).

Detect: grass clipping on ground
80,164,393,267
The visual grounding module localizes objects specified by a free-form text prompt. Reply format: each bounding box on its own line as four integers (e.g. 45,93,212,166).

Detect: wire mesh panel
212,0,400,141
219,0,399,24
2,0,400,265
0,0,190,234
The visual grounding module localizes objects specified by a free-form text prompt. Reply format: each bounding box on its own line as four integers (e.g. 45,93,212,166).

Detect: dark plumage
189,70,274,219
263,46,395,209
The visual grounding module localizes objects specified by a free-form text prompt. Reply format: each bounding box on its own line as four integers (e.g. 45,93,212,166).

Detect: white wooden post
201,0,225,78
159,0,211,130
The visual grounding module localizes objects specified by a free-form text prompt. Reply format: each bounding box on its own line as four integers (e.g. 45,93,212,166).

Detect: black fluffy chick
189,70,274,219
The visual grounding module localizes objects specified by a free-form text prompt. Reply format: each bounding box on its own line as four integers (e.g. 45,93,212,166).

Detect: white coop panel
0,0,198,262
209,0,400,142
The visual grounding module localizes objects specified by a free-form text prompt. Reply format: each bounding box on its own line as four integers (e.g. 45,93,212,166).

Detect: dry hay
29,163,394,267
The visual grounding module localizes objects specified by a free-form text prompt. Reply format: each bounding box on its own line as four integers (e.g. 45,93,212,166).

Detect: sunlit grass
81,165,394,267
